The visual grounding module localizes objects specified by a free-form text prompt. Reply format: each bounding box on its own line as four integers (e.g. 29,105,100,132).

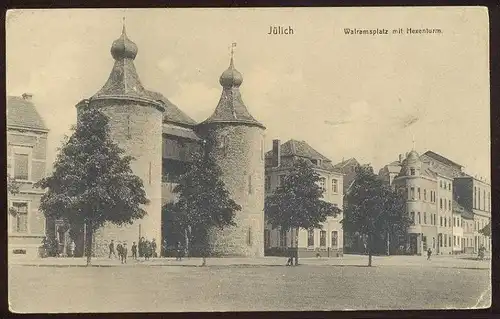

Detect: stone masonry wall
82,100,163,257
203,124,265,257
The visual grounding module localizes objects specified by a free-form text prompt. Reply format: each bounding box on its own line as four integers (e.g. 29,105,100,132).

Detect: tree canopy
265,159,341,232
342,164,411,266
35,107,149,264
164,146,241,259
480,221,491,237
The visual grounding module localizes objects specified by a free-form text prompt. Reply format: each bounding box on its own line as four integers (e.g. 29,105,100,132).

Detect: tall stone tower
197,49,266,257
76,25,165,256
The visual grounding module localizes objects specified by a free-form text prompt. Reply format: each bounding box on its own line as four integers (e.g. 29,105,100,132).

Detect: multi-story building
381,149,486,255
71,25,265,257
264,139,344,257
7,93,49,258
453,175,491,253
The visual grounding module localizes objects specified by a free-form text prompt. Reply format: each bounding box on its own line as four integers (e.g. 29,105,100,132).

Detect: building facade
264,139,344,257
382,149,488,255
7,93,49,258
67,26,266,257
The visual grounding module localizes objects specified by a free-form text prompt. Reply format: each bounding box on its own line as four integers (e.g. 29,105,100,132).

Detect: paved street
9,255,490,312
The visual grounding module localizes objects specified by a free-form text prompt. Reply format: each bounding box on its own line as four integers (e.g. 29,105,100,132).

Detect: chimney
399,154,403,163
22,93,33,101
272,139,281,167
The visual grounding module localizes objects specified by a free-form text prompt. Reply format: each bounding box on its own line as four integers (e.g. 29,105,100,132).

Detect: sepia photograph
6,7,491,312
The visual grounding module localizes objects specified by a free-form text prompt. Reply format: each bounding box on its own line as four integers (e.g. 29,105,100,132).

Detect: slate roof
146,91,197,127
423,151,462,169
200,58,265,129
162,124,201,141
7,96,48,131
332,158,358,171
453,199,474,219
265,139,339,172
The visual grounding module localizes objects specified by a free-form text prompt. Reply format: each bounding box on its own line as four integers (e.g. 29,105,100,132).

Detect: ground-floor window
280,229,287,247
264,229,271,248
307,229,314,247
320,230,326,247
11,202,28,233
331,231,338,248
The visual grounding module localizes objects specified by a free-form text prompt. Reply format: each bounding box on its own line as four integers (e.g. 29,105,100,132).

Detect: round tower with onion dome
197,47,266,257
76,24,165,256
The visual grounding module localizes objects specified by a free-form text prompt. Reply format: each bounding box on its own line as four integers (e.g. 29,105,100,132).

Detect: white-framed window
307,229,315,247
12,146,32,181
319,177,326,191
331,231,338,247
11,201,29,233
320,230,326,247
332,179,338,193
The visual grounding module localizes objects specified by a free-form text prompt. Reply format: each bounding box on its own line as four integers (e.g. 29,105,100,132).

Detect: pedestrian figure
55,237,60,257
109,240,116,259
117,242,123,261
427,248,432,260
132,241,137,260
69,240,76,257
121,243,128,264
144,239,151,261
176,241,183,261
151,238,157,258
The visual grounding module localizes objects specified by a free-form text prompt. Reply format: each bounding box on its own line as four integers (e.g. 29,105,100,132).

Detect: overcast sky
6,8,490,180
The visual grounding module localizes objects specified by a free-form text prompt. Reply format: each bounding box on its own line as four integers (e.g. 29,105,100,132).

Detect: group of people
108,238,158,263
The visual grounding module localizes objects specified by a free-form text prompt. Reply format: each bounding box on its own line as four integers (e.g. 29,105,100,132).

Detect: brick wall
83,100,163,257
201,123,265,257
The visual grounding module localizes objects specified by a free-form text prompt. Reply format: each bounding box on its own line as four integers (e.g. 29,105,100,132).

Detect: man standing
131,242,137,260
427,248,432,260
121,243,128,264
109,240,116,259
151,238,157,258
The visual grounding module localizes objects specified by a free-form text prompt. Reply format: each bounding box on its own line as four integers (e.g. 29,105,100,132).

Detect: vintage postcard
7,7,490,312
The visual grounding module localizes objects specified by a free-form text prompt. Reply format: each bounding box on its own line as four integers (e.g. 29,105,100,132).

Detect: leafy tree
342,164,411,266
165,146,241,266
35,107,149,265
7,166,20,215
480,222,491,238
265,158,341,265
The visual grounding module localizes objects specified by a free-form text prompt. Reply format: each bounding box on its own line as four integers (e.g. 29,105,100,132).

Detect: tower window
410,168,415,175
417,212,421,224
410,187,415,200
418,187,421,200
247,227,253,246
127,115,131,139
248,175,253,194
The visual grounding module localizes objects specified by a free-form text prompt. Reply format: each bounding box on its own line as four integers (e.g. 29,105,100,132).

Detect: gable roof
145,91,197,127
7,96,48,132
332,158,358,170
265,139,339,172
423,151,462,169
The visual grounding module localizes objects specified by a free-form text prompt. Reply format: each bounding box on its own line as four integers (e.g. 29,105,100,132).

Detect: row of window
473,186,490,212
407,187,436,203
308,229,338,247
266,174,340,194
422,234,468,250
439,180,452,191
439,198,452,211
409,212,458,228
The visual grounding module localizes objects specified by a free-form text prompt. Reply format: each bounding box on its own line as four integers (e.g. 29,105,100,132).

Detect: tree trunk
367,233,373,267
294,227,299,266
185,226,190,258
85,220,93,266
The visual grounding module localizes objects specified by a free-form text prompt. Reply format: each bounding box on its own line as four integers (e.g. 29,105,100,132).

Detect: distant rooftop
423,151,462,169
7,94,48,132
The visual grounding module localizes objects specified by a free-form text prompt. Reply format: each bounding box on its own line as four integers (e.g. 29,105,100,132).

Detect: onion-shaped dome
406,150,420,163
219,57,243,88
110,25,138,60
